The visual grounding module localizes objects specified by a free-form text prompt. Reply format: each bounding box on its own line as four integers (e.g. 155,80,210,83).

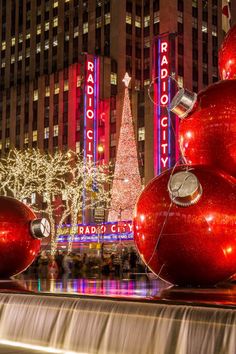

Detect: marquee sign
57,221,133,243
153,33,178,175
84,55,99,163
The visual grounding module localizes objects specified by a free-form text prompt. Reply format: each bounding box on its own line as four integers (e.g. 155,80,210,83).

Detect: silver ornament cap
168,170,202,207
170,88,197,119
30,218,51,239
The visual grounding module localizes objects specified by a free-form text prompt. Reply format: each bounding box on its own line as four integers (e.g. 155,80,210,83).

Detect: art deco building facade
0,0,232,185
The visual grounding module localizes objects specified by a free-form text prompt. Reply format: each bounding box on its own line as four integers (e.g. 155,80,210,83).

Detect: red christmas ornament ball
179,80,236,179
133,165,236,286
0,196,42,278
219,24,236,80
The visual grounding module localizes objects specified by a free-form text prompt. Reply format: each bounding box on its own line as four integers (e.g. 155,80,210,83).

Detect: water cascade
0,293,235,353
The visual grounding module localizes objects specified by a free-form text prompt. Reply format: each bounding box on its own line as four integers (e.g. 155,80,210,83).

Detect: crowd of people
25,246,146,279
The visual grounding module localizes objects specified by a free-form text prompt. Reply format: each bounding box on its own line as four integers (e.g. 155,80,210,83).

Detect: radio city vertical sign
84,55,99,163
153,33,178,175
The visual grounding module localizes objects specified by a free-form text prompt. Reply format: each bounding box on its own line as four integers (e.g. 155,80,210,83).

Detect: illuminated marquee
84,55,99,163
154,33,178,175
57,221,133,243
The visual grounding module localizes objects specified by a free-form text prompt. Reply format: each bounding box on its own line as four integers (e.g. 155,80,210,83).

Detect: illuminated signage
57,221,133,243
159,40,169,170
84,55,99,163
154,33,178,175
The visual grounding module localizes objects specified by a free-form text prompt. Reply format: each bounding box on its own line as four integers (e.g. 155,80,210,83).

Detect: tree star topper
122,72,131,87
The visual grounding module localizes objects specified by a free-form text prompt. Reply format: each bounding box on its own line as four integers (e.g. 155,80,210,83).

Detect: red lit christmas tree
108,73,143,222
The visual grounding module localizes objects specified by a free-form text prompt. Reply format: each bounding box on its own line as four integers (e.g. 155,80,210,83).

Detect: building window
153,12,160,24
74,26,79,37
33,90,39,101
135,16,141,27
177,76,183,88
105,13,110,25
83,22,88,34
96,17,102,28
144,15,150,27
126,13,132,24
110,73,117,85
202,22,208,32
45,86,50,97
53,125,59,136
53,17,58,28
54,83,59,94
44,127,50,139
178,11,183,23
64,80,69,91
32,130,38,141
24,132,29,144
138,127,145,141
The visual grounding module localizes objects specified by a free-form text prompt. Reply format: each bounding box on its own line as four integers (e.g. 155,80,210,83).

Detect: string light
0,149,112,254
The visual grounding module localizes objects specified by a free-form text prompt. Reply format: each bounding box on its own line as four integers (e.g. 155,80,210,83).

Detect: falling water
0,293,235,353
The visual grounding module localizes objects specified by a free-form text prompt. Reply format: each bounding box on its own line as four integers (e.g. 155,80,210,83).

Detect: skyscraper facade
0,0,232,187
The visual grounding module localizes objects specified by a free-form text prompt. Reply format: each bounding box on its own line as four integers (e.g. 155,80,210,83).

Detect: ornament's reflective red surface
219,24,236,80
133,165,236,286
0,196,41,278
179,80,236,179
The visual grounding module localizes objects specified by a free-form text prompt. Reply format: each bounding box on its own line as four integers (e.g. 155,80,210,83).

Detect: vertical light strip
168,75,171,168
82,61,87,223
153,36,158,176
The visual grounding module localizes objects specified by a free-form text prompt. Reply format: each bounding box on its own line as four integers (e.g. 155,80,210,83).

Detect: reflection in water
24,276,168,299
7,275,236,306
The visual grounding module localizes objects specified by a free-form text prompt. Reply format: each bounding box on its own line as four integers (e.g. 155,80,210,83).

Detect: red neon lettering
161,42,168,53
86,154,93,161
87,110,94,119
87,130,93,139
88,97,92,107
111,225,116,233
161,55,168,66
87,61,94,71
128,224,133,232
85,227,90,234
101,225,106,233
162,81,167,92
162,130,167,141
161,157,168,167
161,94,168,105
87,86,94,95
161,143,168,154
161,117,168,127
87,74,94,83
161,68,168,79
79,226,84,234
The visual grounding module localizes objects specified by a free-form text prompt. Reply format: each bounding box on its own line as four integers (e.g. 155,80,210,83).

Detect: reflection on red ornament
0,196,50,278
219,24,236,80
178,80,236,179
133,165,236,286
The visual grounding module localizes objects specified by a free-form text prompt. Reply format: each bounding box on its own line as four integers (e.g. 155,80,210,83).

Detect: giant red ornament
0,196,50,278
133,165,236,286
175,80,236,179
219,24,236,80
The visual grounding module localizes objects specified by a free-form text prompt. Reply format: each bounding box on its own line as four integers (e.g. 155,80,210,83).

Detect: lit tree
0,149,112,254
39,151,72,253
60,154,112,253
108,73,143,222
0,149,46,201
